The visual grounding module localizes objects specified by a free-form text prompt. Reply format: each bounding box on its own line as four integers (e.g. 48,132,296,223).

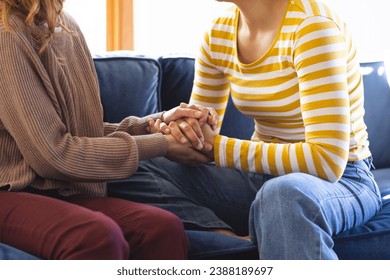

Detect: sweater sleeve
0,30,167,182
196,17,351,183
103,112,164,136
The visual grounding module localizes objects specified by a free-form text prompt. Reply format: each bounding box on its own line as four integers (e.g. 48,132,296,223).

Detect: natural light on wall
133,0,232,55
64,0,390,63
64,0,106,54
132,0,390,60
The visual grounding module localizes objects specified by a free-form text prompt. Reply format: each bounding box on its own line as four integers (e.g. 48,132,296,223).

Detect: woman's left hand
148,103,218,151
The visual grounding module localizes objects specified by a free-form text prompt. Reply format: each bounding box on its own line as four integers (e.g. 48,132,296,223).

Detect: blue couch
1,51,390,260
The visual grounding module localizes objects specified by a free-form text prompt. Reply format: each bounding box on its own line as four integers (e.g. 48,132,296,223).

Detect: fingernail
181,137,187,143
195,111,202,118
197,143,203,150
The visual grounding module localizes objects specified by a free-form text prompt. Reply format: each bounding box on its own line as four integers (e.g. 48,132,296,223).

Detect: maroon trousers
0,190,188,260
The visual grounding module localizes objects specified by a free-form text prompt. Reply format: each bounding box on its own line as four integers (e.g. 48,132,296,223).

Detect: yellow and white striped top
189,0,370,182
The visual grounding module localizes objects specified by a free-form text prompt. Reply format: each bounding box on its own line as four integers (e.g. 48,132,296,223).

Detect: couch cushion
93,52,160,122
332,167,390,260
186,230,258,260
372,168,390,197
333,197,390,259
0,243,39,260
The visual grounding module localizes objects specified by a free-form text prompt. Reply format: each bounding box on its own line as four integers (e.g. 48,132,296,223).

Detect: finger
198,106,210,125
207,115,218,131
186,104,198,110
147,118,153,133
185,117,204,141
168,121,188,144
202,141,213,151
158,120,170,134
154,119,162,133
174,108,203,120
148,118,157,133
207,107,218,125
177,119,203,150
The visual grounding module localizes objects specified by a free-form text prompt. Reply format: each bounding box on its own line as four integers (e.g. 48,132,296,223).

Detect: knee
63,213,129,260
129,207,188,259
141,207,186,240
254,173,317,215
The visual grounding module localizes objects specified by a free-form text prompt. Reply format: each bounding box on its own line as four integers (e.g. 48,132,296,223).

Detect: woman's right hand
149,103,218,151
164,134,212,165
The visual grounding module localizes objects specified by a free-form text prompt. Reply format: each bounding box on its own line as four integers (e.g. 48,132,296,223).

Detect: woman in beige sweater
0,0,213,260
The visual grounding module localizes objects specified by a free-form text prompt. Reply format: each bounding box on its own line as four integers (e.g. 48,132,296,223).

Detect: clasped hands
148,103,218,165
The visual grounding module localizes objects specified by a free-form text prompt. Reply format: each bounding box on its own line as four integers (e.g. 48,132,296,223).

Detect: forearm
214,134,349,183
104,112,164,136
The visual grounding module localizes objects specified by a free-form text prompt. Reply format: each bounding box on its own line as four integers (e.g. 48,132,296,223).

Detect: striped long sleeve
190,0,370,182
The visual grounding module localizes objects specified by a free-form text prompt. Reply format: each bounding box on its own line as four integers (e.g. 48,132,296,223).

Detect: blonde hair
1,0,65,53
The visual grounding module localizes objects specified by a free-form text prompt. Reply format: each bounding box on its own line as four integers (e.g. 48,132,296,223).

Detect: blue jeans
108,157,382,259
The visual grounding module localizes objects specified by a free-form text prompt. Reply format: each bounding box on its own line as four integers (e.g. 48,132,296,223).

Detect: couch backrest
360,61,390,168
94,55,160,122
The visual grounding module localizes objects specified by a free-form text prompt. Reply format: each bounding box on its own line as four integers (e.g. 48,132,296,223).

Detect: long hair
0,0,65,53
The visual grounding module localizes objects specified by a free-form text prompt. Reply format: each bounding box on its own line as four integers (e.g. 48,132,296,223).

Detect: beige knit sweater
0,12,168,197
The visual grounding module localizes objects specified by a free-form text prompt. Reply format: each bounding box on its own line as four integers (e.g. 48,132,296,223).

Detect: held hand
199,122,217,160
162,102,204,124
162,102,218,130
164,134,213,165
175,103,218,130
169,118,213,151
149,103,218,151
147,118,168,134
148,118,210,150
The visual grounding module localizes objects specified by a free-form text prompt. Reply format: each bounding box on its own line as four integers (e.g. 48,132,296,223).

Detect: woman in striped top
143,0,382,259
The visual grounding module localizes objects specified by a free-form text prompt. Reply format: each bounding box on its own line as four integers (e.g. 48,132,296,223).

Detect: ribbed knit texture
0,12,167,197
190,0,370,182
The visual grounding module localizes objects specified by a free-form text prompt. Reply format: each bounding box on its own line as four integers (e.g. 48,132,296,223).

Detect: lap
0,190,118,258
67,195,183,233
108,158,269,234
0,189,181,259
256,160,382,234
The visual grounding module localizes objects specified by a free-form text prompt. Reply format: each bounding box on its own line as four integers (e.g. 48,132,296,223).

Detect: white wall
63,0,106,55
322,0,390,62
133,0,232,55
64,0,390,62
133,0,390,62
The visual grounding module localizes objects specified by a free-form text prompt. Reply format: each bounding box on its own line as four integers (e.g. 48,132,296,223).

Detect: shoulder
208,5,237,34
211,5,237,26
60,11,83,35
289,0,345,30
203,4,238,46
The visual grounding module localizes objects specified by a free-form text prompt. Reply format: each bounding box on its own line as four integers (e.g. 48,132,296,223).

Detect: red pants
0,190,188,260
